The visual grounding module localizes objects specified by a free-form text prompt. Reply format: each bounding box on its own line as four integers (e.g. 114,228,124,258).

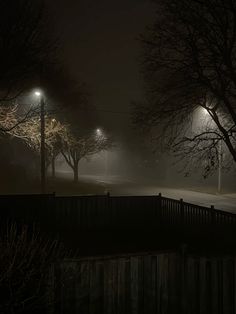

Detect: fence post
210,205,215,225
158,193,162,224
180,198,184,224
106,191,111,229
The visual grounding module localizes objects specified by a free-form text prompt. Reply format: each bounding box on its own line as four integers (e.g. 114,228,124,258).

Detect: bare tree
135,0,236,175
0,0,57,138
61,130,112,183
0,0,56,101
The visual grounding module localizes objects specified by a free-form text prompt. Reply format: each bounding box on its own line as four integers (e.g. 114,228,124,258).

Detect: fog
49,142,236,194
0,122,235,197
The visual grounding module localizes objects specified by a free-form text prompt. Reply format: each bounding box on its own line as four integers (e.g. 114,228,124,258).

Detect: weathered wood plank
186,257,197,314
89,261,104,314
130,257,139,314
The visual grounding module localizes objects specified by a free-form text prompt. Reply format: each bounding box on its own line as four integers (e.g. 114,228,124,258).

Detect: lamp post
200,107,223,193
35,91,46,194
218,139,222,194
96,128,109,177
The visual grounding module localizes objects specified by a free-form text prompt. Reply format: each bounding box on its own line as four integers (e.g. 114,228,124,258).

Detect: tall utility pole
218,139,222,194
40,96,46,194
105,150,109,178
35,91,46,193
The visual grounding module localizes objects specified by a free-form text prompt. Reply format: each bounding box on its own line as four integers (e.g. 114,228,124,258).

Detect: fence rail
0,193,235,230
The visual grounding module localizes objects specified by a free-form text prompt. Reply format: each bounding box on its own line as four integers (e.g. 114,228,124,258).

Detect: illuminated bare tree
61,130,111,183
0,105,36,134
135,0,236,175
10,115,68,178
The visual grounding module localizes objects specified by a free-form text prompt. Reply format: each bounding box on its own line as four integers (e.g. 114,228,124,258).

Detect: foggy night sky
47,0,156,135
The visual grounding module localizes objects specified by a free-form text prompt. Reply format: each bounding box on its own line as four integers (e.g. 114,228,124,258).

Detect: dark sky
47,0,156,135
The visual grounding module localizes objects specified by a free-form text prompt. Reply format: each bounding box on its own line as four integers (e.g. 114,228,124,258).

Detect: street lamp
35,90,46,194
96,128,101,135
35,91,41,97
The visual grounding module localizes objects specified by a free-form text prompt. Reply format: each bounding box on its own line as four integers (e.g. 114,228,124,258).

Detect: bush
0,222,66,314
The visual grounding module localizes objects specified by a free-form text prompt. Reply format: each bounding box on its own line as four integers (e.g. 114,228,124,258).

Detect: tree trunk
73,163,79,183
51,155,56,179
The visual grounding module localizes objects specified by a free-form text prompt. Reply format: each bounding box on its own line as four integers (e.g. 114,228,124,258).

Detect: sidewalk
111,185,236,213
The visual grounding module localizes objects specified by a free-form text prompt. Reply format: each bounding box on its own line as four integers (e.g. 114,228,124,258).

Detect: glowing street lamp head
96,128,101,134
35,91,41,97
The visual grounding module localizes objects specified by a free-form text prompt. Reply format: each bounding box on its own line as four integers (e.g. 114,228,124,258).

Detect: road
57,172,236,213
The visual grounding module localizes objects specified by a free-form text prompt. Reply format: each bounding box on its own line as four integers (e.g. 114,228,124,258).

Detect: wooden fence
53,250,236,314
0,193,235,254
0,193,235,230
